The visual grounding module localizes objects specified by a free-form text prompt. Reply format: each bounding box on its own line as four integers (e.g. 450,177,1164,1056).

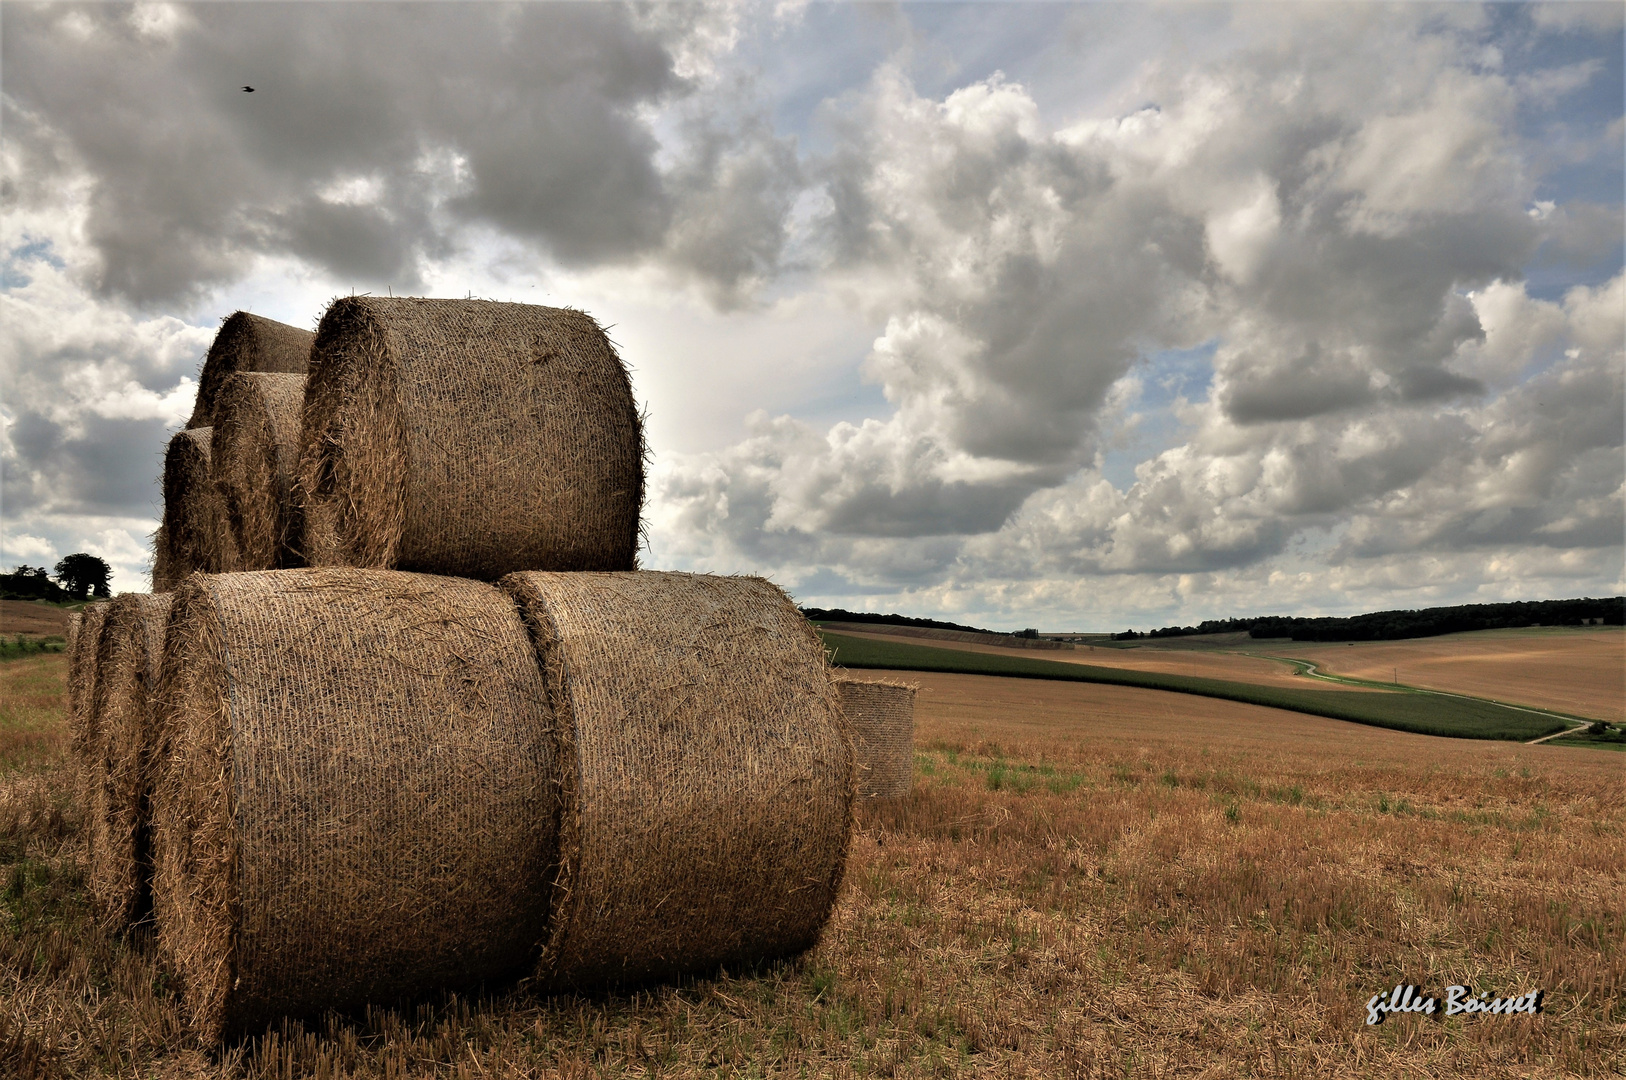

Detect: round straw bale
211,372,307,571
834,677,916,799
86,592,173,931
160,428,226,580
67,601,110,813
150,525,173,592
298,297,644,580
501,571,854,992
151,569,557,1044
186,312,313,429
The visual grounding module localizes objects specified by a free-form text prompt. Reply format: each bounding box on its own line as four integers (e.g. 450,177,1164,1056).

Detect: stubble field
2,653,1622,1078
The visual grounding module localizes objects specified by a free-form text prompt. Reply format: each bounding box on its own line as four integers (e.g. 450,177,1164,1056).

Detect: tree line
1,555,113,603
1112,596,1626,642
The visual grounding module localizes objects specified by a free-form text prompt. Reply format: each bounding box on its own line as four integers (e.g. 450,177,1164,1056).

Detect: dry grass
1276,627,1625,722
2,657,1622,1077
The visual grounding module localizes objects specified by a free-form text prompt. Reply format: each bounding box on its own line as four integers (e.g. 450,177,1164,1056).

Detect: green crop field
819,631,1573,742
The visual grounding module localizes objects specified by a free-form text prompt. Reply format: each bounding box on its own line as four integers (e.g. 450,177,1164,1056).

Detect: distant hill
1114,596,1625,643
800,607,996,636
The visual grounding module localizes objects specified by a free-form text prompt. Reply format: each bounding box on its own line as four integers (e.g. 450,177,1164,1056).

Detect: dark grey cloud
2,2,765,304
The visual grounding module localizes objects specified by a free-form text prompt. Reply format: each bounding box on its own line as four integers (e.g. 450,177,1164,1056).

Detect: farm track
1250,655,1597,743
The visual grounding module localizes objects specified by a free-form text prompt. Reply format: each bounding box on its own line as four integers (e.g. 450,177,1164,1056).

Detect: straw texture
835,678,916,799
298,297,644,580
186,313,312,429
158,429,224,584
501,571,854,992
211,372,306,571
151,569,558,1045
67,602,109,821
86,592,173,930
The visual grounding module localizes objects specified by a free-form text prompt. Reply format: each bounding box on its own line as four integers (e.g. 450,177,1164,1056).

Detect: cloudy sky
2,2,1621,631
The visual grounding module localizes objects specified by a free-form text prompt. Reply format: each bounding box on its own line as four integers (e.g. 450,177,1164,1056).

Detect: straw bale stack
211,373,306,571
298,298,644,580
67,601,110,814
156,429,225,588
835,677,916,799
152,569,557,1044
85,592,173,930
501,571,854,992
186,313,312,430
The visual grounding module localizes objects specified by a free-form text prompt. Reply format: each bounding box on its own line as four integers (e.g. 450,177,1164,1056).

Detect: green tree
54,553,112,600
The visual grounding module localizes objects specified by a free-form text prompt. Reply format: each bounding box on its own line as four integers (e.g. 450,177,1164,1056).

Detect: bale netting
186,312,313,430
834,677,916,799
298,297,644,580
151,569,558,1045
211,372,306,571
67,601,110,815
86,592,173,931
501,570,854,993
159,428,225,583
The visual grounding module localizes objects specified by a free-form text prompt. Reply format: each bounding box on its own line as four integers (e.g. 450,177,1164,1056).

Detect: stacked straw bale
86,592,173,930
502,571,854,992
152,569,558,1044
186,313,312,429
67,601,110,817
298,298,644,580
835,677,916,799
156,429,225,589
211,372,306,571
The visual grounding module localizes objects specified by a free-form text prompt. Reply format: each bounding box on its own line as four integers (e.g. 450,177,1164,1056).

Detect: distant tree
0,565,69,602
54,553,112,600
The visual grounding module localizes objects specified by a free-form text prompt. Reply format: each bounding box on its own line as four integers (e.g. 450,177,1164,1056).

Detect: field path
1258,654,1595,742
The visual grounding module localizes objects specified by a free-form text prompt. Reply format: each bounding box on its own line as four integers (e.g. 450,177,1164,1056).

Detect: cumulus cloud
649,5,1622,624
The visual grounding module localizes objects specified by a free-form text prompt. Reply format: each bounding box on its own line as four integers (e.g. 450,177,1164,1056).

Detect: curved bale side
501,571,854,993
67,602,110,819
186,312,313,430
86,592,173,931
159,429,226,583
298,297,644,581
834,678,916,799
151,569,558,1045
211,372,306,571
150,525,173,593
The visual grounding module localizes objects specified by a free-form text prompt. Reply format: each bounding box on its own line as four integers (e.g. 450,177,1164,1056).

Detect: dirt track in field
830,627,1385,691
1273,627,1624,722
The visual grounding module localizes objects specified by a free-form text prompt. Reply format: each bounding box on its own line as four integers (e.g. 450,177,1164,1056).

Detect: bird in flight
242,86,255,92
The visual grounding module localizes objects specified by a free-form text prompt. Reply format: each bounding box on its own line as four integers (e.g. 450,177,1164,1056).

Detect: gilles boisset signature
1366,984,1544,1025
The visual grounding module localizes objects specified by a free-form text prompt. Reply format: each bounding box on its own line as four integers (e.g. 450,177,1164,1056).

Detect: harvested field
0,599,73,638
1277,627,1625,722
830,626,1354,690
3,655,1621,1077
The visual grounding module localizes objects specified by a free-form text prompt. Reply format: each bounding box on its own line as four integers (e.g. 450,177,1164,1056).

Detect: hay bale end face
186,312,313,430
67,602,110,817
151,569,558,1044
502,570,854,993
86,592,173,930
298,297,644,580
835,678,916,799
159,428,225,583
211,372,306,571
